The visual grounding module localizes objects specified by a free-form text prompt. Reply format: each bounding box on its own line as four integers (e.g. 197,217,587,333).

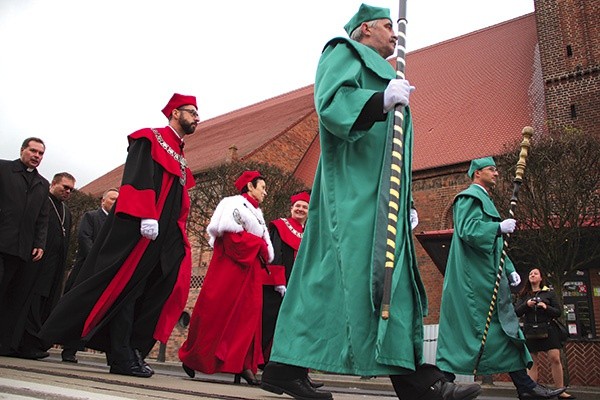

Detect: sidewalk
56,349,600,399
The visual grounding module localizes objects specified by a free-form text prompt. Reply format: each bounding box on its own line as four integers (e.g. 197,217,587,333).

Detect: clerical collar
19,160,35,172
242,193,259,208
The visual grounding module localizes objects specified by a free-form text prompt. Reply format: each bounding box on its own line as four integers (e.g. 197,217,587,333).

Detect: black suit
0,159,49,355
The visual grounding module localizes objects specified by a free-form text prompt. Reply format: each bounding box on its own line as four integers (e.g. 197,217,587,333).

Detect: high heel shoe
182,363,195,378
234,369,260,386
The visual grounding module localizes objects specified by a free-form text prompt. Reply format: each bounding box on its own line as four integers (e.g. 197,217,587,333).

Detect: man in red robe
40,93,199,378
261,191,310,361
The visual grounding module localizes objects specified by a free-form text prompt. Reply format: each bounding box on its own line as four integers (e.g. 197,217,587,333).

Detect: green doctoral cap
468,156,496,178
344,3,391,36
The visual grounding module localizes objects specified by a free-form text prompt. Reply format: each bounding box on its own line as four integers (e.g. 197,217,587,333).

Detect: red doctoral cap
235,170,262,192
161,93,197,118
291,191,310,205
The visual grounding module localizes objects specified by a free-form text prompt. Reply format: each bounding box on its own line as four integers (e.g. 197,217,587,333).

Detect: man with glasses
261,4,481,400
40,93,199,378
8,172,76,359
436,157,565,399
0,138,49,357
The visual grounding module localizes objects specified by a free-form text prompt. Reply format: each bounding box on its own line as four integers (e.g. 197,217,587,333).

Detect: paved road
0,351,597,400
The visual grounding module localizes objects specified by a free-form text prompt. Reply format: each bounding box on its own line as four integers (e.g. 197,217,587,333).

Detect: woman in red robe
179,170,273,385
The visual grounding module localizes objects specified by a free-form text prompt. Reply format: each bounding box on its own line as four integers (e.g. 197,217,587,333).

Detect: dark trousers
509,369,536,394
262,287,283,362
265,362,445,400
390,363,446,400
107,279,147,365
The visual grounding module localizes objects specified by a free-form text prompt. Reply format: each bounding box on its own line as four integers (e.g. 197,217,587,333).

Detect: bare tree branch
492,129,600,300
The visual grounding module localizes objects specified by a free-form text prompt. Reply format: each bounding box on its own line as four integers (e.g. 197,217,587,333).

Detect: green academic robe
436,184,532,375
269,37,427,376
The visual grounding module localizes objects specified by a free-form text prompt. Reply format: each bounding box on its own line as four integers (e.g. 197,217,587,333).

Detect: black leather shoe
12,349,49,360
424,380,482,400
261,376,332,400
234,369,260,385
61,349,78,363
109,360,153,378
182,363,195,378
133,349,154,375
61,354,78,363
308,376,324,388
519,384,566,399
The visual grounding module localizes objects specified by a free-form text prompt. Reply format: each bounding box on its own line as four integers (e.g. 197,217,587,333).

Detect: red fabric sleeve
221,231,265,268
115,184,158,219
263,264,286,286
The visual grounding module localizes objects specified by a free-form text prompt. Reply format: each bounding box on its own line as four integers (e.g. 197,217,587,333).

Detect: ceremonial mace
473,126,533,375
381,0,408,320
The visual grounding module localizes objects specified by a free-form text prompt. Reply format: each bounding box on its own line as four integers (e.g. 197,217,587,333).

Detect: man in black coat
64,188,119,293
61,187,119,362
0,137,49,357
12,172,76,359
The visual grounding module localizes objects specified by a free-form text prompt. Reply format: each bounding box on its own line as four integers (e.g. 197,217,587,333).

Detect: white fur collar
207,195,274,262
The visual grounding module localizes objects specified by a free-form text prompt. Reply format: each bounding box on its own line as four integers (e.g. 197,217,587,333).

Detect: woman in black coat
515,268,574,399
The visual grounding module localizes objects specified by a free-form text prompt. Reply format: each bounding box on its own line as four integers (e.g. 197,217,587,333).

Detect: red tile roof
81,86,316,195
81,14,539,195
409,13,540,170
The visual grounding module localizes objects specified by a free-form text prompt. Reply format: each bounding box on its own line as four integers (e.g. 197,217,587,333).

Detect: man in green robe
261,4,481,400
436,157,565,400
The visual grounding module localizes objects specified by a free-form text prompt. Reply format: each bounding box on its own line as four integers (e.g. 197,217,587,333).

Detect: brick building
81,0,599,387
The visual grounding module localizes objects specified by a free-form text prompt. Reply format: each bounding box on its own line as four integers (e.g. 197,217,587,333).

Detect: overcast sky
0,0,534,188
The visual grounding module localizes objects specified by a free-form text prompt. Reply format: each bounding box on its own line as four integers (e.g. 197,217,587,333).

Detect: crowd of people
0,3,574,400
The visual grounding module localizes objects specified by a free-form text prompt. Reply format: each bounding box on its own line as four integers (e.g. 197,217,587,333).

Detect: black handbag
524,322,549,339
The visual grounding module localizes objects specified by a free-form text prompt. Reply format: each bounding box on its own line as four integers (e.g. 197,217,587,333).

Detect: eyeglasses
177,108,199,117
481,167,498,173
62,184,74,191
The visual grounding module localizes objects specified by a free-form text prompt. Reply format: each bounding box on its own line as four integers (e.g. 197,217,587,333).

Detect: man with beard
40,93,199,378
0,138,49,357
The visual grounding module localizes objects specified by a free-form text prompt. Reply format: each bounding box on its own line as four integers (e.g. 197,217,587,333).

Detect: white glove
410,208,419,231
140,218,159,240
274,285,286,297
383,79,415,112
499,218,516,234
509,271,521,287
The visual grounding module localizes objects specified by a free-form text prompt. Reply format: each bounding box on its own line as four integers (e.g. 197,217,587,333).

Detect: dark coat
64,208,107,293
262,218,303,358
515,287,562,324
0,159,49,261
31,193,72,317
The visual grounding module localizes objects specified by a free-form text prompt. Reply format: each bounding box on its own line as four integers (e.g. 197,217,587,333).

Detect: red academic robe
179,194,274,375
39,126,193,356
